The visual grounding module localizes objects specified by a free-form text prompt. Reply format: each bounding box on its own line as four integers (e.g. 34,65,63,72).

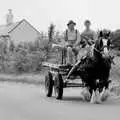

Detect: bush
111,30,120,49
14,49,45,73
0,27,63,74
0,44,46,74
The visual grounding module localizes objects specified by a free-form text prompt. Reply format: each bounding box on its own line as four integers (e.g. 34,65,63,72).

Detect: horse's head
94,30,111,58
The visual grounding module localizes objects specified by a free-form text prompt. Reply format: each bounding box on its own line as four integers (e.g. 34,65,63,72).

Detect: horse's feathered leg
95,89,101,104
90,89,101,104
90,90,96,103
100,87,110,101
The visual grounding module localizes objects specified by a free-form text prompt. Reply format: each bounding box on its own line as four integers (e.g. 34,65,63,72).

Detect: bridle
93,39,110,56
94,47,102,54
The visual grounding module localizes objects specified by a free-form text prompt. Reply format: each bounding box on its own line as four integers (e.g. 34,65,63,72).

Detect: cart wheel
54,73,63,99
45,72,53,97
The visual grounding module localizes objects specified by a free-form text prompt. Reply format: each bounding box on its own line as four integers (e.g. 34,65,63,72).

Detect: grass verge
0,56,119,87
0,73,45,85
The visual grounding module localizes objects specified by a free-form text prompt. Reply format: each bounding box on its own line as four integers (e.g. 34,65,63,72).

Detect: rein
93,47,101,54
93,44,109,55
93,45,115,64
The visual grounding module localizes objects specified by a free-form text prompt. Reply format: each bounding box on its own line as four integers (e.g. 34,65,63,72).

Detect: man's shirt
64,29,81,46
81,29,97,42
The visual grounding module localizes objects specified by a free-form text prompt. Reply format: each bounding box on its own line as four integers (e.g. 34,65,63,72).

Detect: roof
0,19,40,36
0,22,20,36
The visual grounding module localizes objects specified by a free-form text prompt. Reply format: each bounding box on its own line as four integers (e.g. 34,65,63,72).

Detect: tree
111,29,120,49
48,23,55,42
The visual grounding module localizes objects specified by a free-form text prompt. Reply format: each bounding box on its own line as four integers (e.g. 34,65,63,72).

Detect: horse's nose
102,54,109,58
103,47,109,57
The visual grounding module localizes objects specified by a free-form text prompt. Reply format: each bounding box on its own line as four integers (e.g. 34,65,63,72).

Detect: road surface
0,82,120,120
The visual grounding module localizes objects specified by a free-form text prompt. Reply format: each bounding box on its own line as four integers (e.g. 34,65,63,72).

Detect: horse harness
93,38,110,55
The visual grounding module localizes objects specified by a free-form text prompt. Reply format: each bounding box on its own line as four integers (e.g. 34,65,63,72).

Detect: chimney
6,9,14,25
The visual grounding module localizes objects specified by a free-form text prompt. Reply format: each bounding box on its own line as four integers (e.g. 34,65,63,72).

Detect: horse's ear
99,31,103,37
107,31,111,37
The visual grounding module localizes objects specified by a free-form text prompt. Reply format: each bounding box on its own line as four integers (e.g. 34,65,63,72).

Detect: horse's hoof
95,99,102,104
90,90,102,104
85,95,91,102
90,99,101,104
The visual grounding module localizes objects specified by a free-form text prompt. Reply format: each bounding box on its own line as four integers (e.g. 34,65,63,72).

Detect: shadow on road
58,95,120,106
62,96,86,103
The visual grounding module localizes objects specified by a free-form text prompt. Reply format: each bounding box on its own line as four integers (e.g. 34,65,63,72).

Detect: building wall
9,20,39,45
0,36,9,54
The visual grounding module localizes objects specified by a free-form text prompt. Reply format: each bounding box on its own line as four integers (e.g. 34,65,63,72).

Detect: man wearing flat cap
63,20,81,65
81,20,97,46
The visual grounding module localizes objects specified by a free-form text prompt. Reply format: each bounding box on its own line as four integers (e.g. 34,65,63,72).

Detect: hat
67,20,76,26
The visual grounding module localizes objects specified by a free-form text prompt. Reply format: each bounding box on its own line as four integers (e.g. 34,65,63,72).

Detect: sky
0,0,120,32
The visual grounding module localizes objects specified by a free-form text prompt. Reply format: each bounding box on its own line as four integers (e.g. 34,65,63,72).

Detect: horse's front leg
99,79,111,102
90,81,102,104
82,81,95,102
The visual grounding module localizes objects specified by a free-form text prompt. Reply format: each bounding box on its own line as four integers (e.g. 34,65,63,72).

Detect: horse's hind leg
99,79,111,102
88,80,97,96
100,77,110,90
105,80,111,89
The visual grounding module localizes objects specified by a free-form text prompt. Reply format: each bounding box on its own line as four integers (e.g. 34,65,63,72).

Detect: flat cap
67,20,76,26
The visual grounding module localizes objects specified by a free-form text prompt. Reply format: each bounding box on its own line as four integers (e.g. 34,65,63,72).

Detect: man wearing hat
81,20,97,45
64,20,81,65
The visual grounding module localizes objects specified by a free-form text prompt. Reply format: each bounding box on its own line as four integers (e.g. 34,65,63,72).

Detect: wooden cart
43,44,85,99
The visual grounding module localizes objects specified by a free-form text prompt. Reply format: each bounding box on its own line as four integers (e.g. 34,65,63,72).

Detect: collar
68,29,75,32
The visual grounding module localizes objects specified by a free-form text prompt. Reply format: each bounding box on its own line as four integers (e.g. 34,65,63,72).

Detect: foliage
0,33,50,73
48,23,55,42
14,50,45,73
9,40,15,52
111,30,120,50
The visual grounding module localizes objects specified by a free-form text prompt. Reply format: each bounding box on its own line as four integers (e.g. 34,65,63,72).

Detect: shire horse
68,30,113,103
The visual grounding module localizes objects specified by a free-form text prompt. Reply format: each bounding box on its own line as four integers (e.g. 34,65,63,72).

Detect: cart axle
64,82,85,88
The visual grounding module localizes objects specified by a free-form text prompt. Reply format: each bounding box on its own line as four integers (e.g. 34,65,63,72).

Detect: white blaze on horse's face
102,39,109,57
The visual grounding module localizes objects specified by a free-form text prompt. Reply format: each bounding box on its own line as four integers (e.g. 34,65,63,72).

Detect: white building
0,9,40,46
